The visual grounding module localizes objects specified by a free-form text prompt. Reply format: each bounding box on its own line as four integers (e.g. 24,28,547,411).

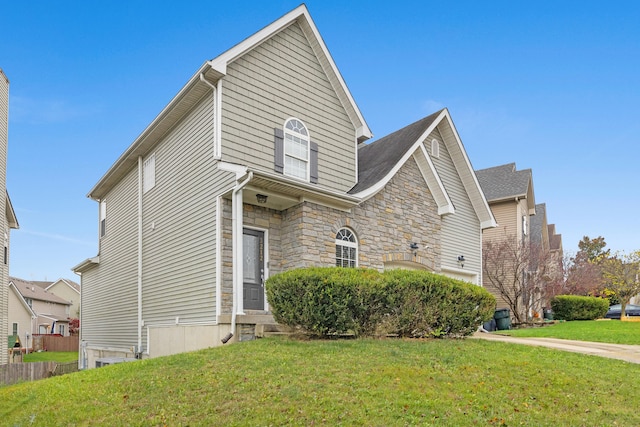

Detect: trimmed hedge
551,295,609,321
266,267,495,338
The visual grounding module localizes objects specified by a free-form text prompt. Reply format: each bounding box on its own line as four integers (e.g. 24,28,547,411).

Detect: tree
69,318,80,336
483,237,561,323
576,235,610,263
601,251,640,317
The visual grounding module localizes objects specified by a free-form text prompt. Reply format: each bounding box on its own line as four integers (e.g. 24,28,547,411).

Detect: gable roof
548,224,563,251
530,203,548,245
9,277,72,305
475,163,536,213
46,278,81,293
349,108,496,229
88,4,371,201
8,282,37,318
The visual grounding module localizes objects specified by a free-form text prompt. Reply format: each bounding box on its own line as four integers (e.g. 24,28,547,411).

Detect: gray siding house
74,5,495,367
1,69,19,365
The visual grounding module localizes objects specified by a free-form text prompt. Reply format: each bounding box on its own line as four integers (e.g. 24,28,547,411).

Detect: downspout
137,156,143,356
199,73,219,159
221,171,253,344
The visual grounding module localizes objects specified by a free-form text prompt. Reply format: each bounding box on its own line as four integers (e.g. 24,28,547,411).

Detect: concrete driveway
472,331,640,364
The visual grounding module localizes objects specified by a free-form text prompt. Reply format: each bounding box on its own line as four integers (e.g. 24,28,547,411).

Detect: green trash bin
494,308,511,330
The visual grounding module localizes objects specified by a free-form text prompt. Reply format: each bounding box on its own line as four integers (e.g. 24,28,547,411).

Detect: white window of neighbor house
100,200,106,238
143,153,156,193
335,228,358,268
283,118,310,180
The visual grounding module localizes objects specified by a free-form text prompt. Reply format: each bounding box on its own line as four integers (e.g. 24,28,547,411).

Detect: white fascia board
208,5,307,75
217,161,249,179
207,4,372,142
72,256,100,274
414,144,455,216
438,109,496,228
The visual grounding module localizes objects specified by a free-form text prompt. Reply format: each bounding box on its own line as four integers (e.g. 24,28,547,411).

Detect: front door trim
242,226,269,311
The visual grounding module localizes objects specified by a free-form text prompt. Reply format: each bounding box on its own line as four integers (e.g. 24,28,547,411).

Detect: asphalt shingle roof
349,110,443,194
10,276,72,305
475,163,532,202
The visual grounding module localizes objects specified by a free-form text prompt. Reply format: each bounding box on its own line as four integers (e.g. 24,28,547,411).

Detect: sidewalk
472,331,640,364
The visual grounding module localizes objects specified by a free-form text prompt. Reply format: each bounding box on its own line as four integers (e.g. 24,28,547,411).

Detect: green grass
497,320,640,345
2,337,640,426
22,351,78,363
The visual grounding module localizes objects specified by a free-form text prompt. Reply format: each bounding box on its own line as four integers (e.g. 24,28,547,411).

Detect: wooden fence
32,335,79,352
0,361,79,386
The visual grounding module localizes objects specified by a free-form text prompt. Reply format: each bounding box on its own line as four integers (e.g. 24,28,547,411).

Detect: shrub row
265,267,496,338
550,295,609,320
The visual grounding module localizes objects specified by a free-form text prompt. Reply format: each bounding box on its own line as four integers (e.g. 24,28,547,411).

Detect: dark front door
243,228,265,310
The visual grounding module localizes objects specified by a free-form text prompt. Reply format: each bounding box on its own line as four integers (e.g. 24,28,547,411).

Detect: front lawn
497,320,640,345
23,351,78,363
2,337,640,425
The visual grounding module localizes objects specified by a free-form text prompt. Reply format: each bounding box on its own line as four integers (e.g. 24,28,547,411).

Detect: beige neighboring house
74,5,495,368
476,163,536,310
9,277,71,338
1,69,20,365
35,278,81,318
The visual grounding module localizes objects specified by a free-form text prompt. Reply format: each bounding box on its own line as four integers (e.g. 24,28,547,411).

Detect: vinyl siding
83,171,139,349
141,95,225,325
8,289,32,339
429,127,482,281
0,73,8,364
484,202,518,242
221,22,357,192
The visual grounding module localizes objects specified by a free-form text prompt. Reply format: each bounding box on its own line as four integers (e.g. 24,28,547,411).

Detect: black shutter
310,141,319,184
274,128,284,173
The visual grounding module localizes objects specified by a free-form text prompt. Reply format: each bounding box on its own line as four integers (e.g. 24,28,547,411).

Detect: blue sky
2,1,639,281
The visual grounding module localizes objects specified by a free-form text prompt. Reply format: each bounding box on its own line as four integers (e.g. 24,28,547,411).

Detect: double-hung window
284,118,310,180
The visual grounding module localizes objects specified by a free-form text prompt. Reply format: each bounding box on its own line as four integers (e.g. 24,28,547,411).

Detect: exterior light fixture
457,255,465,268
410,242,419,256
256,194,268,204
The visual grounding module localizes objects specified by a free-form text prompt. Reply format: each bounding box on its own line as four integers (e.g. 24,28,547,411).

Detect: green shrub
551,295,609,320
265,267,384,336
266,267,495,338
381,270,495,338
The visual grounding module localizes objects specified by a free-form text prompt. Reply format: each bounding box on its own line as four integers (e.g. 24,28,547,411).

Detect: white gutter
221,171,253,344
137,155,143,355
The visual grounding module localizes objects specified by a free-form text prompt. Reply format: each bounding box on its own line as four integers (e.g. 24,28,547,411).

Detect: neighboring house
8,280,36,352
529,203,563,311
9,277,72,338
36,278,81,318
1,69,20,365
74,5,495,367
476,163,536,311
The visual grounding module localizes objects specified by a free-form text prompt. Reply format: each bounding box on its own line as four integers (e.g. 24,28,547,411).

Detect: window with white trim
284,118,310,180
335,228,358,268
100,200,106,238
143,153,156,193
12,323,17,336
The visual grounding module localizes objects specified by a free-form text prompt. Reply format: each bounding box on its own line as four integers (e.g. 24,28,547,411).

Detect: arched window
283,118,310,180
335,228,358,268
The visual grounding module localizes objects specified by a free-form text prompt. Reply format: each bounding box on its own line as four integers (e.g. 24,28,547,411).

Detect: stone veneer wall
220,156,443,313
281,156,441,271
